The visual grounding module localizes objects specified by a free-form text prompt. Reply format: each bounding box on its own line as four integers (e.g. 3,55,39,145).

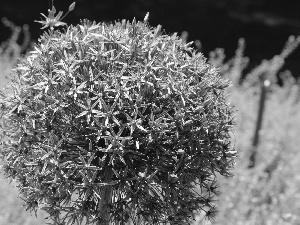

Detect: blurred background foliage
0,0,300,224
1,0,300,77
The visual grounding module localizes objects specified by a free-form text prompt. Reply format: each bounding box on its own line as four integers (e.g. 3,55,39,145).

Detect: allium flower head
0,15,237,225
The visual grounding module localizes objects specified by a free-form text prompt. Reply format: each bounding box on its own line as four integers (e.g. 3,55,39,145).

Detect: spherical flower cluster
0,18,236,224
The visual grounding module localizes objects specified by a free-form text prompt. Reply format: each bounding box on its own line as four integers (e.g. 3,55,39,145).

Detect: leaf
119,155,126,165
87,153,95,165
76,111,88,119
104,116,109,127
112,168,121,179
90,33,110,41
41,151,53,160
77,81,87,91
15,66,30,71
91,109,102,115
93,112,107,118
136,124,148,133
78,153,87,165
180,95,186,107
146,169,158,181
93,180,119,186
76,102,88,110
78,171,89,184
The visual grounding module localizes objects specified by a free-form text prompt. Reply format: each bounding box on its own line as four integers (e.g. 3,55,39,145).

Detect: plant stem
248,79,270,168
98,167,113,225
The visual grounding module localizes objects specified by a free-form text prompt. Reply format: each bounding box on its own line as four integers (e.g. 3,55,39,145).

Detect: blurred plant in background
0,17,30,90
0,16,47,225
206,35,300,225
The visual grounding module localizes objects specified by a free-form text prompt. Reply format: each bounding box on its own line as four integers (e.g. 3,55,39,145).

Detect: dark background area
1,0,300,77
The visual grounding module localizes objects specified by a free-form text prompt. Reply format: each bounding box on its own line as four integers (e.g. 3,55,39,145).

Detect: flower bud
69,2,76,11
144,12,149,22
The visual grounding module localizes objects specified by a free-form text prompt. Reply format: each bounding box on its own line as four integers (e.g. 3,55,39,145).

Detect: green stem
98,167,113,225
